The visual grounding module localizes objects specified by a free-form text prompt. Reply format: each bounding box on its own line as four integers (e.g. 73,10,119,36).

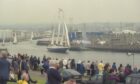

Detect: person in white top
63,59,68,69
86,61,91,75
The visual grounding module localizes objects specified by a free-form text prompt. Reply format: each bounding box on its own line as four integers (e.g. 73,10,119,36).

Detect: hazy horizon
0,0,140,24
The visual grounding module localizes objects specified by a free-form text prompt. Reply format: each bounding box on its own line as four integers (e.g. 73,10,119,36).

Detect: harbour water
1,40,140,68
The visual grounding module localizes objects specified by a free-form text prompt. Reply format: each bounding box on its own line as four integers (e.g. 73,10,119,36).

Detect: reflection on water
1,41,140,68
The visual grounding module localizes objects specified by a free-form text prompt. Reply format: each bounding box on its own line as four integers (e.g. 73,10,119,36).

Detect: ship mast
64,22,70,47
51,28,55,45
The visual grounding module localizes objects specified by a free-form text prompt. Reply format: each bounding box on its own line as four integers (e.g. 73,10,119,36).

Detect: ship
36,38,51,46
36,31,52,46
69,41,91,51
47,9,70,53
89,30,140,53
69,31,91,51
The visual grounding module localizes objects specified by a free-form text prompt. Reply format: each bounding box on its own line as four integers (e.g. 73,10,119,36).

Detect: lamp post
127,42,135,69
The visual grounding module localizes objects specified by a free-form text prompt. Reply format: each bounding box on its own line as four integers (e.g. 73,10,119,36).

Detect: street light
127,42,135,69
127,52,135,68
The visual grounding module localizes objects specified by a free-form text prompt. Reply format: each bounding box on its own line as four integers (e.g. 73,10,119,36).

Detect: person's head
49,60,59,69
0,51,8,59
100,60,103,63
20,55,24,60
110,69,116,75
21,71,29,81
120,64,123,67
104,63,110,71
113,62,116,65
92,61,94,64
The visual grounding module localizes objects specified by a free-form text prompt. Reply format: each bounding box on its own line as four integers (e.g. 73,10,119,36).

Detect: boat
69,31,91,51
89,31,140,53
36,38,51,46
1,34,5,46
69,40,91,51
13,33,18,44
30,32,34,41
47,9,70,53
47,46,69,53
47,24,70,53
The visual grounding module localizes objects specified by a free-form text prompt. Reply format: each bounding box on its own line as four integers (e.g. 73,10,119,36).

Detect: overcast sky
0,0,140,24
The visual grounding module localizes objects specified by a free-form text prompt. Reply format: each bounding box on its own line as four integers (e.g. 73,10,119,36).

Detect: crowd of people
0,50,140,84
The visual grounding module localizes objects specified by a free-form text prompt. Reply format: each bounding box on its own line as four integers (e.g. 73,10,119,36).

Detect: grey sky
0,0,140,24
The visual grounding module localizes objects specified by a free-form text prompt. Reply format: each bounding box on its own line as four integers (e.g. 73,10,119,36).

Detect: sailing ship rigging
47,9,70,53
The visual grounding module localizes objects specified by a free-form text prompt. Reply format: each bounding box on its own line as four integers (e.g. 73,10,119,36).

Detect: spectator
112,62,117,71
108,69,120,84
90,62,95,76
86,61,91,75
98,61,104,76
77,60,85,75
70,59,76,70
47,60,62,84
17,71,29,84
0,51,10,84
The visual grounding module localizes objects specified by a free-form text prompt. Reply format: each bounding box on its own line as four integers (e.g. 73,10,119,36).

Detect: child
17,71,29,84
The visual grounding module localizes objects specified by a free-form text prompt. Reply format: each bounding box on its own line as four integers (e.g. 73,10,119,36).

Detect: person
37,57,40,66
90,62,95,76
77,60,85,75
112,62,117,71
103,63,110,84
47,60,62,84
67,59,71,69
0,51,10,84
17,71,29,84
98,61,104,76
86,61,91,75
18,55,28,80
42,58,49,74
33,56,38,70
94,60,99,80
118,64,123,73
63,59,68,69
70,59,76,70
108,69,120,84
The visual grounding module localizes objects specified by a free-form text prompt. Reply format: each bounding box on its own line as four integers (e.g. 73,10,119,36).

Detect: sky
0,0,140,24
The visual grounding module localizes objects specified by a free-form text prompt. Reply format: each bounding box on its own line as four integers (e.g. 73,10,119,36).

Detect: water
1,41,140,68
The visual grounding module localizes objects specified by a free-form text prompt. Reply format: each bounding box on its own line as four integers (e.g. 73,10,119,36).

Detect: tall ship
47,9,70,53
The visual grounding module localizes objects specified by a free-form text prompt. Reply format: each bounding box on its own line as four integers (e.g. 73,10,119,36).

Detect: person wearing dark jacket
0,51,10,84
90,62,95,76
77,61,85,75
18,55,28,80
47,60,61,84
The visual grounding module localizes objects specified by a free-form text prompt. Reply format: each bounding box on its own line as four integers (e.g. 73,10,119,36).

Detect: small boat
36,38,51,46
13,33,18,44
1,34,5,46
30,32,34,41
